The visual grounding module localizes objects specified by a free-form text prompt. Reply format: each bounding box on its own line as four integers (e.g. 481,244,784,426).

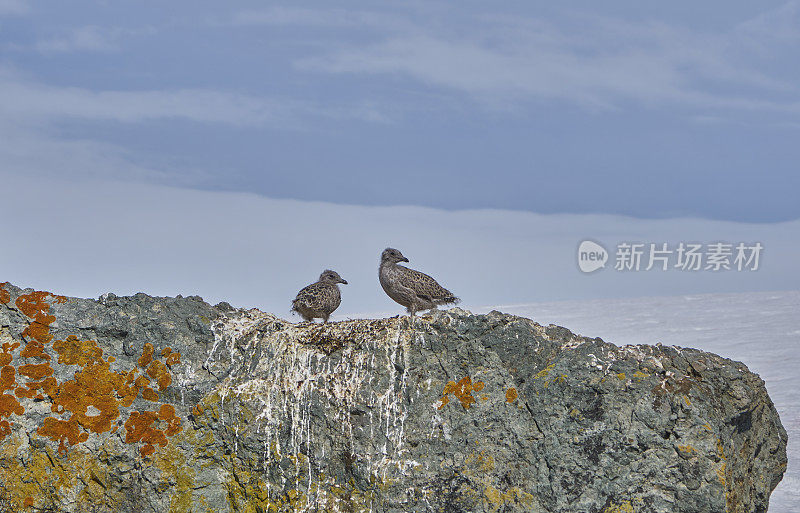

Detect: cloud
738,1,800,42
293,8,800,115
0,122,172,184
0,174,796,319
228,6,400,30
0,0,27,15
0,66,390,128
0,73,288,126
33,25,156,54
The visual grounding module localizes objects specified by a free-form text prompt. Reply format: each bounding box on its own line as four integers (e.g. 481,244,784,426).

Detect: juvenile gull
291,270,348,323
379,247,459,318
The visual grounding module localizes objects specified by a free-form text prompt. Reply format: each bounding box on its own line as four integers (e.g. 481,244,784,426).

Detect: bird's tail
435,295,460,306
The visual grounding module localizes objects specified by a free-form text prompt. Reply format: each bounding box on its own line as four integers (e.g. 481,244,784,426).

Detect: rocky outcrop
0,282,787,512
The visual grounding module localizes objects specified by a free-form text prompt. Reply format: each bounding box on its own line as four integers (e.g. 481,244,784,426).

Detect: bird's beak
401,257,409,263
340,279,348,285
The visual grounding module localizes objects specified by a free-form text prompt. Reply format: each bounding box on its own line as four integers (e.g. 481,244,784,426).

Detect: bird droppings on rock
0,281,788,512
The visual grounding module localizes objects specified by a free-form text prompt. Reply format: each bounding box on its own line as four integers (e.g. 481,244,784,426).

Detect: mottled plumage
379,248,459,317
291,270,347,323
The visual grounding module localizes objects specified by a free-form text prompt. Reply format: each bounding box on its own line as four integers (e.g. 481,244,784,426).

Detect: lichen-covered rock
0,281,787,512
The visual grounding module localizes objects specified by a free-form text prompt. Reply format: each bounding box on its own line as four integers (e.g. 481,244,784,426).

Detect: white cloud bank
287,5,800,115
0,174,796,319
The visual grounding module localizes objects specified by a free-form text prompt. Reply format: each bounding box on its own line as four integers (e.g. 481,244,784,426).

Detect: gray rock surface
0,281,787,512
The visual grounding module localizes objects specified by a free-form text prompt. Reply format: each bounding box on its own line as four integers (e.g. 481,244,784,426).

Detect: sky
1,174,797,318
0,1,798,313
1,1,800,222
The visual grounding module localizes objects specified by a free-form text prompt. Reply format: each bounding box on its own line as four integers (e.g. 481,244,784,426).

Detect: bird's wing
396,266,456,301
292,282,324,308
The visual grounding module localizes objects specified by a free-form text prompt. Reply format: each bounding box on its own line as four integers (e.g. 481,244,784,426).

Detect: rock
0,282,787,512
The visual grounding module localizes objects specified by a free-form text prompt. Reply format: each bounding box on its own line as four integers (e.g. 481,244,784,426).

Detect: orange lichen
147,360,172,390
161,347,181,366
505,387,518,403
45,339,135,436
20,319,55,347
2,341,20,353
124,404,182,458
14,387,36,399
1,366,17,391
52,335,103,367
1,365,24,441
15,376,57,400
15,291,51,319
138,342,154,368
192,404,204,416
17,363,54,380
38,416,89,455
473,381,485,392
441,376,479,410
2,285,182,457
19,339,51,361
23,496,33,508
13,291,60,388
0,283,9,304
35,335,182,454
15,291,63,349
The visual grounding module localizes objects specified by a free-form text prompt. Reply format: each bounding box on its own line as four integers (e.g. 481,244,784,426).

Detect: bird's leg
322,314,329,324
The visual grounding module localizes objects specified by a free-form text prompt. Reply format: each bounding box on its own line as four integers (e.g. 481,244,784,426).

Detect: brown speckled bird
379,248,459,318
291,270,348,323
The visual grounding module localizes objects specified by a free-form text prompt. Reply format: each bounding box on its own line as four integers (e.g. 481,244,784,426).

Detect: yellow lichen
603,499,638,513
484,485,535,512
534,364,555,379
0,435,121,511
716,438,727,486
152,429,198,513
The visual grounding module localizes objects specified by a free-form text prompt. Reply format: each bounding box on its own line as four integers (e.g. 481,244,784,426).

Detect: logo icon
578,240,608,273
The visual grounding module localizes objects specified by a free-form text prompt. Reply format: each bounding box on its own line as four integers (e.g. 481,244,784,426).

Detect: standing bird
379,248,459,318
291,270,348,323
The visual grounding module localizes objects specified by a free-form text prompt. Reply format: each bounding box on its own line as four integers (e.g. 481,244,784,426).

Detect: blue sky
2,1,799,222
